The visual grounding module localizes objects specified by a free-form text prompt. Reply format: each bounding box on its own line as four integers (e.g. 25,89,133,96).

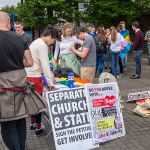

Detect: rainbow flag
120,30,131,59
49,54,58,71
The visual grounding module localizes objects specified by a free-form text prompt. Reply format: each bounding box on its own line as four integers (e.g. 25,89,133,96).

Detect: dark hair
132,21,140,28
14,20,23,25
42,26,61,41
75,27,86,35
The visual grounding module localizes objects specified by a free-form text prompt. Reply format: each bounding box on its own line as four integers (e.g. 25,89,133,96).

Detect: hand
49,85,55,91
70,46,75,52
52,77,56,84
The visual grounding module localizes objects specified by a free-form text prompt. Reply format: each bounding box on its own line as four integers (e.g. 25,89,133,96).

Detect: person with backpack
109,26,124,78
94,27,107,77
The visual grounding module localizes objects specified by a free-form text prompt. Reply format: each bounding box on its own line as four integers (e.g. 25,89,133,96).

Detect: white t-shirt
110,33,124,52
54,35,83,60
25,38,54,86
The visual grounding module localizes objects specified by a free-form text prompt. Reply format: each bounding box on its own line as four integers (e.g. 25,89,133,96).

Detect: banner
46,88,99,150
84,82,125,144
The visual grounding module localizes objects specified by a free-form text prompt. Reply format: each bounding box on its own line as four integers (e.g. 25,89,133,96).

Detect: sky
0,0,20,9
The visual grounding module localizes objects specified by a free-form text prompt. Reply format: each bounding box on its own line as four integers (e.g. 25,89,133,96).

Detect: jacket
0,69,48,122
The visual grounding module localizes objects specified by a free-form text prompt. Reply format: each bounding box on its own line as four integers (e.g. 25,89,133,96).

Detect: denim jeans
96,53,107,75
110,50,120,77
122,54,127,68
133,50,143,76
147,44,150,64
104,49,110,68
1,118,26,150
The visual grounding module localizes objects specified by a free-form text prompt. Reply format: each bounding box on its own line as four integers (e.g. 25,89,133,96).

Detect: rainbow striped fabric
49,54,58,71
120,29,131,59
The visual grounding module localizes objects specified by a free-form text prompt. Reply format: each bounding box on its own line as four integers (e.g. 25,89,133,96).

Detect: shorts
27,77,43,94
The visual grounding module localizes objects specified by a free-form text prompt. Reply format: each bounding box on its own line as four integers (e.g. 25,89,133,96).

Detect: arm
23,50,33,67
39,45,54,87
133,32,141,51
75,36,83,45
54,40,60,60
144,31,150,41
70,46,89,58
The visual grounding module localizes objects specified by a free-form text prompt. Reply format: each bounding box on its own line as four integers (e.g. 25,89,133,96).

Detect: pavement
1,52,150,150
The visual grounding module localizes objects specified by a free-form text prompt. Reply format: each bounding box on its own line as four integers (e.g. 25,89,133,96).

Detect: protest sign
46,88,99,150
84,82,125,144
127,91,150,102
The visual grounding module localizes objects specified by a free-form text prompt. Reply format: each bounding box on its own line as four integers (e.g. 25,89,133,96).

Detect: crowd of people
0,9,150,150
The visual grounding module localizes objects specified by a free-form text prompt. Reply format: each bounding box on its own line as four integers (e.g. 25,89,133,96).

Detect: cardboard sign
46,88,99,150
127,91,150,102
85,83,125,144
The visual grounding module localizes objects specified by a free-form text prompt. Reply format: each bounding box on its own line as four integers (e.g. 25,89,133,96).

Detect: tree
0,5,17,14
83,0,143,27
16,0,84,27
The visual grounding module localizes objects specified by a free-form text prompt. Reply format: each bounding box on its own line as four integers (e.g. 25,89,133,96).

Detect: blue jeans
133,50,143,76
104,50,110,68
96,53,107,75
110,50,120,77
122,54,127,68
147,44,150,64
1,118,26,150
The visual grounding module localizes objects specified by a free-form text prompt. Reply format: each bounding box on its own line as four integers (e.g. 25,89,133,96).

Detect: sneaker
30,124,36,131
116,76,121,78
35,124,45,137
123,67,127,71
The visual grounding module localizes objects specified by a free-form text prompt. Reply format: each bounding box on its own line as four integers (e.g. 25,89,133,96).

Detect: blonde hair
110,26,117,42
62,22,73,37
96,27,106,40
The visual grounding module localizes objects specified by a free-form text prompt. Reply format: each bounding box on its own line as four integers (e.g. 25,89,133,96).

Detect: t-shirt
25,38,54,86
145,30,150,44
81,35,96,67
110,33,124,52
22,32,32,47
0,30,28,73
89,32,96,38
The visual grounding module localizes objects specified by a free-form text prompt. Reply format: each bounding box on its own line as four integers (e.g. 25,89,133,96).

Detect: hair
96,27,106,40
99,24,104,28
74,26,86,35
42,25,61,41
110,26,117,42
132,21,140,28
117,24,123,32
119,21,125,24
14,20,23,25
62,22,73,37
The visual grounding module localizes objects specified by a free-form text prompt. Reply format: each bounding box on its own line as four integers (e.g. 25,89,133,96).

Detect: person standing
109,26,124,78
0,11,33,150
25,25,61,136
130,21,144,79
54,22,83,76
70,27,96,83
14,20,32,47
144,26,150,65
89,26,96,37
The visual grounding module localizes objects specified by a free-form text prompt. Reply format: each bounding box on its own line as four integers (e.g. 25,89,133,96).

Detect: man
144,26,150,64
14,20,32,47
119,21,130,70
0,11,33,149
70,26,96,83
89,26,96,37
130,21,144,79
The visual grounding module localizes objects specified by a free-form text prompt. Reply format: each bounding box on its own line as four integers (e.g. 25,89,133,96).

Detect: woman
95,27,107,77
54,22,83,76
25,26,61,136
109,26,124,78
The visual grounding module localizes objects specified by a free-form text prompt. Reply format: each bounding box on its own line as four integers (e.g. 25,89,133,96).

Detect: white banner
84,82,125,144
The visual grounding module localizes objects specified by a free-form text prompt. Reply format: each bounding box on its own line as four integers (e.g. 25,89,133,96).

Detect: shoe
35,124,45,136
104,67,108,69
130,75,140,79
30,124,36,131
116,76,121,78
120,73,124,75
124,67,127,71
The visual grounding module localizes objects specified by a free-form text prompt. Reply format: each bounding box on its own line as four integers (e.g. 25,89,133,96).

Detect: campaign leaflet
85,82,125,144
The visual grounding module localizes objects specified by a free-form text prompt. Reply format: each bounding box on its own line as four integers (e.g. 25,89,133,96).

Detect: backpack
98,72,123,108
95,37,107,53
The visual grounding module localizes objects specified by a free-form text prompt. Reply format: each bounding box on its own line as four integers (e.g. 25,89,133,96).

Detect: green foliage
0,5,17,14
83,0,142,27
16,0,84,27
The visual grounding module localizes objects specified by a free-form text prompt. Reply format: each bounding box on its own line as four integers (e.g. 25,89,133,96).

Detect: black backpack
95,37,107,53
